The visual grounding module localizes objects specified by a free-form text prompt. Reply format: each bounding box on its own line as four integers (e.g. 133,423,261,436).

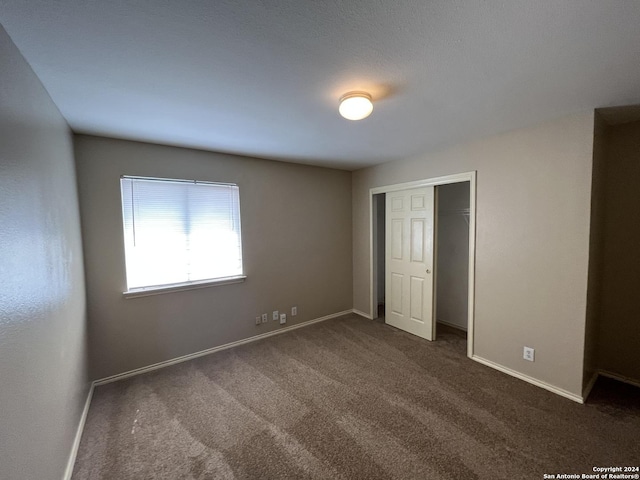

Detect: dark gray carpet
72,314,640,479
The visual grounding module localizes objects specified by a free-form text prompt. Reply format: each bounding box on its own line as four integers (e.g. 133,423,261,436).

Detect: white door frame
369,171,477,358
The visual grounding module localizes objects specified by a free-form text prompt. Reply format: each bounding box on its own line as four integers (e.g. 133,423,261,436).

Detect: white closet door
385,186,435,340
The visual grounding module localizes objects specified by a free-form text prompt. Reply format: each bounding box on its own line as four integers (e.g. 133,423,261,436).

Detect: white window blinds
120,176,243,291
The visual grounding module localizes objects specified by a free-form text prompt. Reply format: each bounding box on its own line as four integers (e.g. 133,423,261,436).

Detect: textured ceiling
1,0,640,170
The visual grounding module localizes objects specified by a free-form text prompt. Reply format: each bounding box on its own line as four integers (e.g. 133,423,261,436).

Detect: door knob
426,269,431,274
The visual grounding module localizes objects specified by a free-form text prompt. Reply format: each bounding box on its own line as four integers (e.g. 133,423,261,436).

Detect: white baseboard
353,308,373,319
63,382,94,480
94,309,353,386
471,355,583,404
597,369,640,389
582,371,599,402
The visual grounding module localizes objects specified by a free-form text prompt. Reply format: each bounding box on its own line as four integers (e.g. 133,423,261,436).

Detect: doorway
435,182,470,340
372,193,386,318
369,172,476,357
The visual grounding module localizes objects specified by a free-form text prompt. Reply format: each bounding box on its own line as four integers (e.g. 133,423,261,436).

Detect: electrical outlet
272,310,279,321
261,313,268,323
291,306,297,316
523,346,535,362
255,316,261,325
279,313,287,325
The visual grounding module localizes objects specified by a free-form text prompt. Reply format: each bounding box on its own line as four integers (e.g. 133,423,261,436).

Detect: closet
435,182,470,337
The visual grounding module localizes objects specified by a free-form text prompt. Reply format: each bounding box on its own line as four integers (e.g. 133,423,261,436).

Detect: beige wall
353,112,595,397
436,182,470,331
595,120,640,382
74,135,353,380
0,26,89,479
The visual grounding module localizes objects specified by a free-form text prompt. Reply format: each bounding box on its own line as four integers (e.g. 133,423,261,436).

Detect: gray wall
593,120,640,382
353,112,594,398
0,26,90,479
74,135,353,380
436,182,470,331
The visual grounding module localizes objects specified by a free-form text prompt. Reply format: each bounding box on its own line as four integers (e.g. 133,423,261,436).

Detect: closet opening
369,173,476,357
372,193,386,319
435,182,471,341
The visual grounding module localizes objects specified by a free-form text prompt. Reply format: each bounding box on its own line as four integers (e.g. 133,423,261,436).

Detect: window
120,176,244,294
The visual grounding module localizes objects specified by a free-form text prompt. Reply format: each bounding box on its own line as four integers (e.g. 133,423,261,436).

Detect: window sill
123,276,247,299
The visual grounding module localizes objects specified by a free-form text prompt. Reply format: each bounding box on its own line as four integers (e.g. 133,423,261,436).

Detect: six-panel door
385,186,435,340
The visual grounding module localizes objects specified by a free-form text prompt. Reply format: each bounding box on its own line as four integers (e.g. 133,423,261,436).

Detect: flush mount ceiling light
338,92,373,120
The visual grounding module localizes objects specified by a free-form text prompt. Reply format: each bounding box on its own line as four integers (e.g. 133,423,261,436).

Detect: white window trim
123,275,247,299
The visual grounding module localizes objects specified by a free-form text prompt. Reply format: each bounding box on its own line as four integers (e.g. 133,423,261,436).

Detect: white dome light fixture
339,92,373,120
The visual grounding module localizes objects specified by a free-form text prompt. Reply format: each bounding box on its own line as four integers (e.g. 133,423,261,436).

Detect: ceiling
1,1,640,170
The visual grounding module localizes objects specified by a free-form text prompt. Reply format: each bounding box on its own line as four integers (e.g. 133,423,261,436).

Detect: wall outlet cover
272,310,279,321
523,346,535,362
279,313,286,325
291,306,298,316
255,316,261,325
